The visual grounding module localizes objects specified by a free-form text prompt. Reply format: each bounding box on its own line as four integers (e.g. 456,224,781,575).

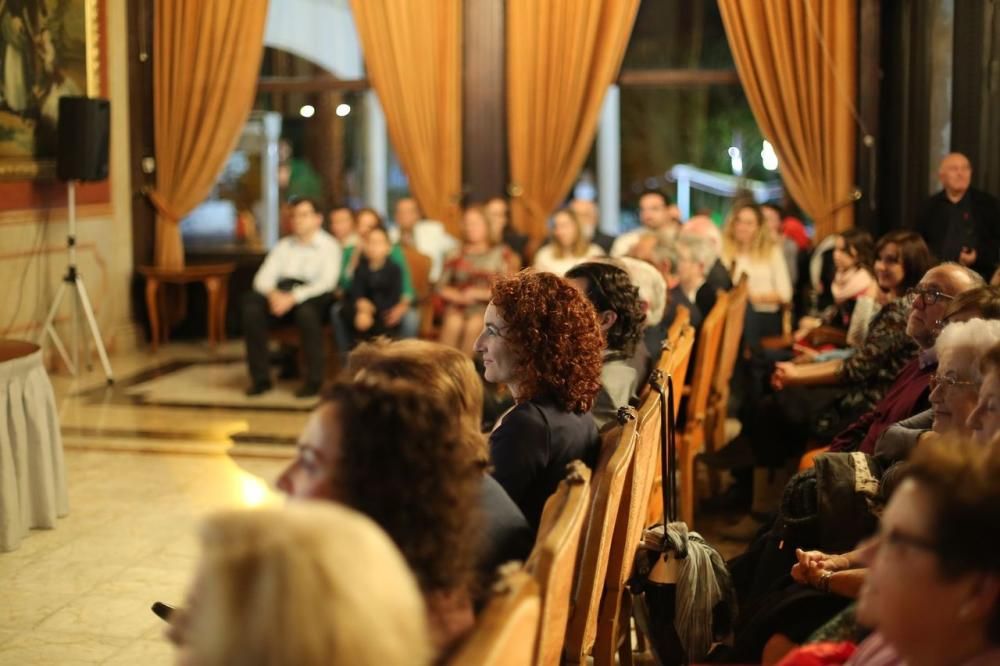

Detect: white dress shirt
253,229,342,303
727,246,793,312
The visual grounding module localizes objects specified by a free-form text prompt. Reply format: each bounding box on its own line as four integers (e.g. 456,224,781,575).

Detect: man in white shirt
388,197,457,283
243,197,341,397
610,190,682,257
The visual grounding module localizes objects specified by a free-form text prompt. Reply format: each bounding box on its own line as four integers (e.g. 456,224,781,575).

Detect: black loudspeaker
56,96,110,182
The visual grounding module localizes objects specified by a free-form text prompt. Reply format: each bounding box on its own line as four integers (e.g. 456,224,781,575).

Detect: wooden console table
138,263,236,352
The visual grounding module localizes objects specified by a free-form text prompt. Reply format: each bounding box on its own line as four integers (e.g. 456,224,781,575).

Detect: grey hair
676,233,718,271
650,231,680,275
617,256,667,328
938,261,987,290
935,318,1000,381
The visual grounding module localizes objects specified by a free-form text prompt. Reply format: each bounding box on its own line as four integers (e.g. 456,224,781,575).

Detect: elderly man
389,197,457,283
681,214,733,292
610,190,681,257
914,152,1000,280
569,198,616,253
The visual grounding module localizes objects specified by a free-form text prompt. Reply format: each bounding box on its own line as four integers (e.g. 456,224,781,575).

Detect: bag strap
649,369,678,523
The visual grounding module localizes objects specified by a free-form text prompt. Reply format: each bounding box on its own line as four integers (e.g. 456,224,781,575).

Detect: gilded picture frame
0,0,100,180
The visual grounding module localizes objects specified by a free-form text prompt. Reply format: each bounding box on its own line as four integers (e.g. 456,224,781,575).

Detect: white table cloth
0,341,68,552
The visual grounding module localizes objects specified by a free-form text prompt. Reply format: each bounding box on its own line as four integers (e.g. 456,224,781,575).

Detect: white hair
676,233,718,270
617,256,667,328
680,215,722,252
935,318,1000,381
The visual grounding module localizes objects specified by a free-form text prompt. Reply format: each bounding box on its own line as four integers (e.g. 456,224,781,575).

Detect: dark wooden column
462,0,507,203
127,0,156,268
953,0,1000,196
854,0,879,233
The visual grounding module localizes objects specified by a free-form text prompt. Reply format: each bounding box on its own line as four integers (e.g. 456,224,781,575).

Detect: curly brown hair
322,376,482,594
565,261,647,356
490,270,604,413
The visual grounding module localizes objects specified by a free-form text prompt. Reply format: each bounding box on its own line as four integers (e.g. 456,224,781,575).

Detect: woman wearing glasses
473,270,604,530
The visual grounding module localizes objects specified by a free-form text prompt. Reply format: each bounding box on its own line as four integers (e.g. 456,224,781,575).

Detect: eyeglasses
929,373,981,392
907,287,955,306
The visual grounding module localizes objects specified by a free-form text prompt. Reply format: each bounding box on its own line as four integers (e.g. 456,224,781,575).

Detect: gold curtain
507,0,639,240
350,0,462,234
718,0,857,241
148,0,270,268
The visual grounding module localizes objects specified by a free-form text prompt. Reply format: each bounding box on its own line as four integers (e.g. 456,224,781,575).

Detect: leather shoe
245,380,273,396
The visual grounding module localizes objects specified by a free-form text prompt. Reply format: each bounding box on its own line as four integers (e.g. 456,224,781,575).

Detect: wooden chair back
593,392,663,665
665,305,690,351
447,566,541,666
563,410,639,664
526,460,592,666
706,276,748,463
400,244,435,336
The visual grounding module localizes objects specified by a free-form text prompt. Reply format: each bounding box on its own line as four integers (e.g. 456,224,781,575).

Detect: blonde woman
175,502,431,666
721,201,793,347
437,205,514,356
532,208,604,276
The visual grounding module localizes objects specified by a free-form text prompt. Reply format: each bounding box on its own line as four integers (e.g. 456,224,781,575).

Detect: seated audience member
172,503,431,666
532,208,604,275
968,342,1000,445
762,202,801,286
333,208,418,353
437,205,513,357
772,231,931,393
828,263,986,455
684,214,733,293
675,232,719,329
475,270,603,530
346,339,533,583
243,196,341,397
390,196,458,283
844,437,1000,665
565,262,647,430
875,296,1000,462
721,201,793,348
915,152,1000,280
328,205,359,250
570,197,616,253
610,189,680,257
339,225,403,341
618,256,668,382
277,377,482,655
485,196,528,268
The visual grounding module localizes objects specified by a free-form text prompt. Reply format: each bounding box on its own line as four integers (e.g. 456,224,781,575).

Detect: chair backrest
664,305,691,351
447,566,541,666
711,275,748,397
401,244,433,301
526,460,592,666
685,291,729,427
563,411,639,664
592,391,663,662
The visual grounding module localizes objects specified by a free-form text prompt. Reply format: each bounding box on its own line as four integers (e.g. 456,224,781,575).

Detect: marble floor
0,342,297,664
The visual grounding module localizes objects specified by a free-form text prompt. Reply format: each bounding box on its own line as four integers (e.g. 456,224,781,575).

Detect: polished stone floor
0,342,296,664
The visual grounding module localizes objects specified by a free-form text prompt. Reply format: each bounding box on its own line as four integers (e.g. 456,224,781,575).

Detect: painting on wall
0,0,99,180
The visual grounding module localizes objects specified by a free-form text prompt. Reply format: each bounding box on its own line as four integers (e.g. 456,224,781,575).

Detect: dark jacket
592,230,616,254
489,399,599,531
707,258,734,293
914,187,1000,279
477,474,533,581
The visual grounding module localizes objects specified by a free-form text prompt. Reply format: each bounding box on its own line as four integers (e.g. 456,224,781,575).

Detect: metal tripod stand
38,181,114,384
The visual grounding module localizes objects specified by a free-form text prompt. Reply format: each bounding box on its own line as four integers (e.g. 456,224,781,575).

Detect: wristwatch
817,570,834,593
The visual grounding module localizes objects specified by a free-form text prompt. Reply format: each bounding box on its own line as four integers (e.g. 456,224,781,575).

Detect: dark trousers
242,291,332,385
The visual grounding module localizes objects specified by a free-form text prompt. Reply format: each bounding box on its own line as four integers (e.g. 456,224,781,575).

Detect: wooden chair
593,391,663,666
644,325,696,527
664,305,691,352
677,291,730,526
704,276,749,490
400,244,436,338
563,409,639,665
526,460,592,666
447,565,541,666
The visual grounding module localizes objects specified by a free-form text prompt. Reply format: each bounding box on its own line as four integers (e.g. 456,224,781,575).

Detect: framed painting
0,0,100,180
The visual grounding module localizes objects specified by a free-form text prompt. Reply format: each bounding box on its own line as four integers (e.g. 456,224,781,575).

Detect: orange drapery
718,0,857,241
506,0,639,240
350,0,462,234
149,0,269,268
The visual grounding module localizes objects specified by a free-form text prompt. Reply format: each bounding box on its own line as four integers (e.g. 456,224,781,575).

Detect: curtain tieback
142,187,184,223
816,188,862,219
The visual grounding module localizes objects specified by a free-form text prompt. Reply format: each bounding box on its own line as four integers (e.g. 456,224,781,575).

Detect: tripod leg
39,281,77,375
74,276,115,384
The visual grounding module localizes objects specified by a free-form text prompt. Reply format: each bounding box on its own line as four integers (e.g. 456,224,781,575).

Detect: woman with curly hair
565,261,647,430
474,270,604,529
276,376,483,656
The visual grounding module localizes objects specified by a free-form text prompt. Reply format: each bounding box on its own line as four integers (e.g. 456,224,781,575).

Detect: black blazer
489,399,599,531
477,474,533,582
914,188,1000,279
707,258,734,292
592,230,616,254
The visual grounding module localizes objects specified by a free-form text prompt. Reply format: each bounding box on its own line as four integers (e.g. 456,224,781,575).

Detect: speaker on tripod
39,96,114,383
